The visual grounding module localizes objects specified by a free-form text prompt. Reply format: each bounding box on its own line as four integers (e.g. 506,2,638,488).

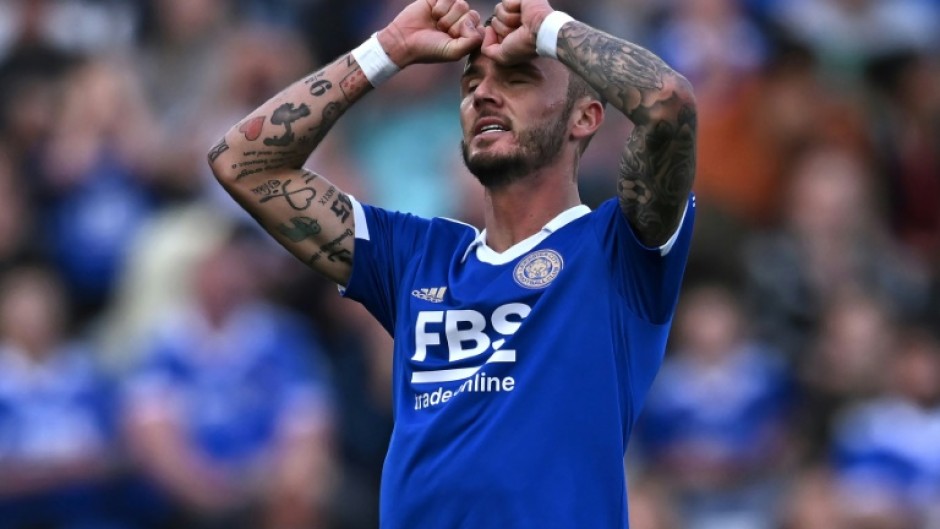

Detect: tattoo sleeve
206,52,375,285
557,22,696,246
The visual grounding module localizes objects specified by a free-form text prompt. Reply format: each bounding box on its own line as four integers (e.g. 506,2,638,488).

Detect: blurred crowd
0,0,937,528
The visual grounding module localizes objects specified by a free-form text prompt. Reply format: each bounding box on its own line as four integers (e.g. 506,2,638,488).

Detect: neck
482,166,581,252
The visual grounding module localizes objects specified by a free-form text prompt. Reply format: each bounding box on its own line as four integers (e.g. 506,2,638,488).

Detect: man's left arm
555,21,696,247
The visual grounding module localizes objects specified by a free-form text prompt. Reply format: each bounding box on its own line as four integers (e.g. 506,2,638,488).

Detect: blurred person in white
768,0,939,75
123,236,335,529
829,327,940,529
743,145,928,359
0,265,122,529
635,284,794,529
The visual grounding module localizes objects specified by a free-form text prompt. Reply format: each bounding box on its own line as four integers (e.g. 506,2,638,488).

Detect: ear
569,98,605,143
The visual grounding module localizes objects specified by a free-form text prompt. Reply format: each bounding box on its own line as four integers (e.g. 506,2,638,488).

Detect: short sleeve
341,198,432,334
592,194,695,323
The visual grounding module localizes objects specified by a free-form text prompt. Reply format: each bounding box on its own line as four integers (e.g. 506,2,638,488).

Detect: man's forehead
462,52,557,78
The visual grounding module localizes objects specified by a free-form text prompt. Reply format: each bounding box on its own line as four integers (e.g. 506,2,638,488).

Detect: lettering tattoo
557,22,696,245
306,228,354,267
277,216,322,242
320,228,354,265
236,150,307,176
251,179,281,198
304,71,334,97
264,102,311,147
208,138,229,163
318,186,336,206
301,169,318,184
321,228,353,252
237,167,264,179
328,249,352,264
330,193,352,223
259,178,317,210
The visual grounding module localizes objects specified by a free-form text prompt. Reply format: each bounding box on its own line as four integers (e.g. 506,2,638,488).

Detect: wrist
353,33,401,87
376,26,409,68
535,11,575,60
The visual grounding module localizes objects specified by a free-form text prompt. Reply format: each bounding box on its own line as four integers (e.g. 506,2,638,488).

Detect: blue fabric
343,196,695,529
0,345,118,529
131,304,327,466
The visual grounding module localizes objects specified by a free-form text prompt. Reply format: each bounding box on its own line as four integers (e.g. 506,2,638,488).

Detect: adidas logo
412,287,447,303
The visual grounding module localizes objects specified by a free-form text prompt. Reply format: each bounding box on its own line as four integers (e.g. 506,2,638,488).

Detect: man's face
459,53,573,188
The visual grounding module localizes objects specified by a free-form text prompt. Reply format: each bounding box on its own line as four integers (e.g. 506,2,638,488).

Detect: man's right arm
208,0,484,287
208,54,371,286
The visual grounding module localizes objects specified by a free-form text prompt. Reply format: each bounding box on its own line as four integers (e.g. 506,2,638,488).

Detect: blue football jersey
342,195,695,528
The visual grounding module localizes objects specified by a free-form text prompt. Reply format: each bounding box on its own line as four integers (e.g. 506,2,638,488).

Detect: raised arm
557,22,696,246
483,0,696,246
208,0,484,286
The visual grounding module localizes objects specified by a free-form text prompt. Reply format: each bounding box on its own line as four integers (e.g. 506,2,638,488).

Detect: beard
461,111,569,188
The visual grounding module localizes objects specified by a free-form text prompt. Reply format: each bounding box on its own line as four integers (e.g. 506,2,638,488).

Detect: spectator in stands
124,236,335,529
830,327,940,528
0,265,121,529
636,284,793,529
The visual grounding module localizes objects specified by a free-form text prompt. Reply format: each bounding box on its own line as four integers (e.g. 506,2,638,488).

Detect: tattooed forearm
330,193,352,222
209,52,373,180
258,178,318,210
557,21,696,246
305,71,334,97
557,22,681,117
264,102,311,147
208,138,229,163
277,216,322,242
318,186,337,206
208,47,373,285
238,116,265,141
618,102,696,242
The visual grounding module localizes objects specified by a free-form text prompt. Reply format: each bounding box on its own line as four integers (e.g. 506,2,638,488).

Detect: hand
378,0,485,67
482,0,555,64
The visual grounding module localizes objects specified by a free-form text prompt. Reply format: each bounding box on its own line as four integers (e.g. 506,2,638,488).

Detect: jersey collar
461,204,592,265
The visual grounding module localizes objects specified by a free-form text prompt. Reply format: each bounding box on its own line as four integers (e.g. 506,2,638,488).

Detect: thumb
480,24,503,61
444,14,485,59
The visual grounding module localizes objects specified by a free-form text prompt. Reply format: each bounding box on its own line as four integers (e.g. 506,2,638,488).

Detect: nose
472,75,502,109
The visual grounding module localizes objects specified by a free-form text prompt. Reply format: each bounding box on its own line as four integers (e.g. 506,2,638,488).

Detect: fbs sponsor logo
412,286,447,303
410,303,531,411
414,371,515,410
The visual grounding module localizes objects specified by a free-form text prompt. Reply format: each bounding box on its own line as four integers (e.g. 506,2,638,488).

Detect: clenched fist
378,0,485,67
482,0,555,64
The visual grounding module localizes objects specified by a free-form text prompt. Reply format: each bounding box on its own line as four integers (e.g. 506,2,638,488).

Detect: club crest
514,250,564,289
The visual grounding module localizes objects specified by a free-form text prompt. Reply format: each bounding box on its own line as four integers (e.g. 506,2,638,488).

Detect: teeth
480,125,506,134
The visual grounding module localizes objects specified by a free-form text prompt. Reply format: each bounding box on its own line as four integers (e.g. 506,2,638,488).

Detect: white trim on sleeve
658,199,690,257
349,195,370,241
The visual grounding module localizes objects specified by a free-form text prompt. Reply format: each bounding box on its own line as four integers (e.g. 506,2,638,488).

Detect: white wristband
351,34,400,87
536,11,575,59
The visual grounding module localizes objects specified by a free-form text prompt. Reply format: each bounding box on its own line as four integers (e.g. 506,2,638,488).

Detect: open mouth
473,117,512,138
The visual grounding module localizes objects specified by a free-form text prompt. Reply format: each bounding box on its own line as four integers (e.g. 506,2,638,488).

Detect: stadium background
0,0,937,528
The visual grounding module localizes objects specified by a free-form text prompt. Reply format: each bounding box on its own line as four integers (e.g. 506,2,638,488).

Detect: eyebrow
461,61,543,81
